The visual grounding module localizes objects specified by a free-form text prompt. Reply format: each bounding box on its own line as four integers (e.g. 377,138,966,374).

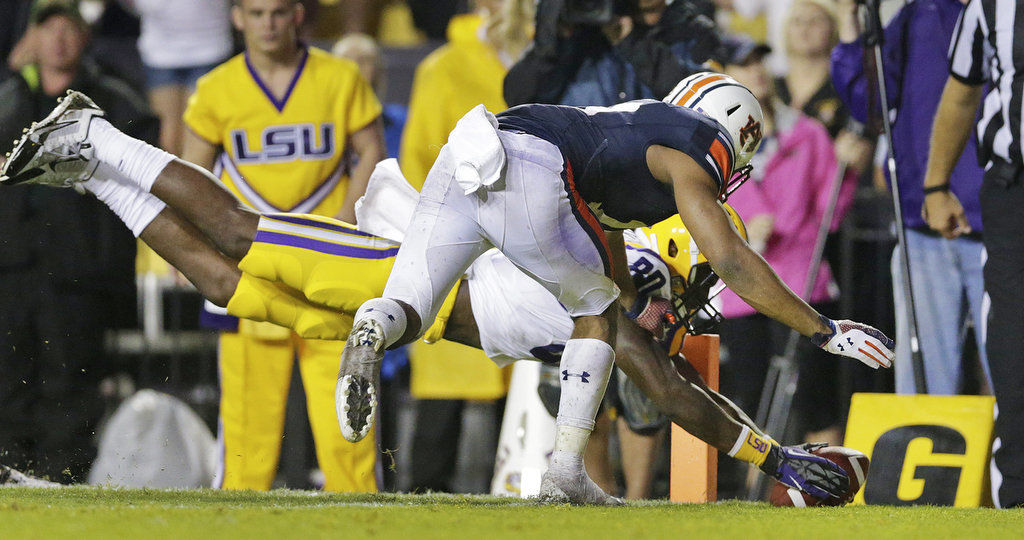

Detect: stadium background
0,0,997,510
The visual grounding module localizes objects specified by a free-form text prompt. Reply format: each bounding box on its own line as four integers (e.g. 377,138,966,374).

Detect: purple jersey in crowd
831,0,984,231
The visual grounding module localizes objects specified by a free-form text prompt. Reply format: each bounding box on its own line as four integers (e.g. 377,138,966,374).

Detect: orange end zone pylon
670,334,719,503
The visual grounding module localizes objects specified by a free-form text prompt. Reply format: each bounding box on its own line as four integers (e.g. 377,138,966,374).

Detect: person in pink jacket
713,36,858,498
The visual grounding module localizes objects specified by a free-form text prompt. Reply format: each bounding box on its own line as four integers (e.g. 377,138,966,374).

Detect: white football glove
810,316,894,369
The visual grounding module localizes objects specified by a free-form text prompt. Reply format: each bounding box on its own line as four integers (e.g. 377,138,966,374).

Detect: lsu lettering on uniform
184,47,382,493
186,47,380,214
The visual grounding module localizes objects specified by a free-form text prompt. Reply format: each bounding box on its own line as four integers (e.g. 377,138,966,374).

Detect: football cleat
538,464,624,506
0,90,104,188
335,318,384,442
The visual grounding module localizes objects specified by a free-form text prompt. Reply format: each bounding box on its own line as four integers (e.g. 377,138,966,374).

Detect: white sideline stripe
260,219,383,248
787,489,806,507
849,457,866,487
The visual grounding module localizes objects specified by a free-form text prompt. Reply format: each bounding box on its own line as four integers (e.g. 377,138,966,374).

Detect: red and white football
768,446,870,507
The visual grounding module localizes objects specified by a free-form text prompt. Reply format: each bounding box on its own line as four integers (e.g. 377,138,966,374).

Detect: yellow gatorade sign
844,393,995,507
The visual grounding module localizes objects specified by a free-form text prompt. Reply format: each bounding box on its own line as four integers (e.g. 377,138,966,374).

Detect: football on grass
769,446,870,507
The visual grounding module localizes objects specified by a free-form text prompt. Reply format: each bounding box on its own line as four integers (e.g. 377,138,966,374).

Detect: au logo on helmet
738,114,762,150
663,72,765,170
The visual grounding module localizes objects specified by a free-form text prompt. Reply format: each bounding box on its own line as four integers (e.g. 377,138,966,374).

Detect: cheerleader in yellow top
180,0,385,493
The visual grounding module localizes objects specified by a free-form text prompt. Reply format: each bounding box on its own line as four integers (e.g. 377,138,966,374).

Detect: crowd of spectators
0,1,155,483
0,0,1005,504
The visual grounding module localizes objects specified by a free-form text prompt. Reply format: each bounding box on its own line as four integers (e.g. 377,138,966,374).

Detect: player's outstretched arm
670,354,768,438
647,145,893,368
614,309,849,499
614,308,743,451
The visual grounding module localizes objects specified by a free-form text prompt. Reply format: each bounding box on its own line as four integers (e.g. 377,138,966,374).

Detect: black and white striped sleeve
949,0,988,85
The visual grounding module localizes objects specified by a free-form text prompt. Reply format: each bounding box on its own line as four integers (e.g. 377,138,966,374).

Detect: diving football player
1,86,889,505
337,72,894,504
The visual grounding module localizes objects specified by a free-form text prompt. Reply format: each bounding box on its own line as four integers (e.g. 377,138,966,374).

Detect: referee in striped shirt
925,0,1024,509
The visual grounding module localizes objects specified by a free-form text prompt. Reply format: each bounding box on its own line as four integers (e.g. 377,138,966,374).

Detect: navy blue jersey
496,100,735,229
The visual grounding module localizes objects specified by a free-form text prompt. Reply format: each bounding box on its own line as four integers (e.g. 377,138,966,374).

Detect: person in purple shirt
831,0,989,395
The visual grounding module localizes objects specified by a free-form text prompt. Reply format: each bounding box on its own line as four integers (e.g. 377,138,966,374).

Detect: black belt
987,158,1024,187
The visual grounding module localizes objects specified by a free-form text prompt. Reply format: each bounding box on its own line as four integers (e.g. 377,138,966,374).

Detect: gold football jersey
184,47,381,216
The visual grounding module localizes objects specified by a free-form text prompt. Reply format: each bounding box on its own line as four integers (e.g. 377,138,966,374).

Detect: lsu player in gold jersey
1,89,863,503
180,0,385,492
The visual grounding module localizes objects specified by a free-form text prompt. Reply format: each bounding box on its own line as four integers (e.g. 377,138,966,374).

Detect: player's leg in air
0,92,393,338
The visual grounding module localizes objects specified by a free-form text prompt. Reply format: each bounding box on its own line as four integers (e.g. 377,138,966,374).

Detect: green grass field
1,487,1021,539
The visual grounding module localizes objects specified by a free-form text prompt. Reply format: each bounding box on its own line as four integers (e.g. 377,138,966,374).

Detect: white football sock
88,117,174,192
83,163,166,237
548,448,586,472
354,297,409,348
552,338,615,456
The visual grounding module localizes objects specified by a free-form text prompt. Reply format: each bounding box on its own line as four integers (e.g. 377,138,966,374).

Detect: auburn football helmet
664,72,764,200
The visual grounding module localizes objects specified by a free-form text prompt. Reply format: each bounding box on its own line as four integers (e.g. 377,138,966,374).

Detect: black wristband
759,443,781,475
923,184,950,195
809,315,836,348
624,294,649,320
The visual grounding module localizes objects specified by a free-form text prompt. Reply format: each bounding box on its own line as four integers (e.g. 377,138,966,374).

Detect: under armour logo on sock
561,370,591,383
364,307,395,321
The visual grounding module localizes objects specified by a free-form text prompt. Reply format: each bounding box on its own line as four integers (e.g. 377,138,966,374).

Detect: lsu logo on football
231,123,335,164
844,393,995,507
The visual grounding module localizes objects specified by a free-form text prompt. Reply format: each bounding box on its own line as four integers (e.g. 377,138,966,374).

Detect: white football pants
383,129,619,336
